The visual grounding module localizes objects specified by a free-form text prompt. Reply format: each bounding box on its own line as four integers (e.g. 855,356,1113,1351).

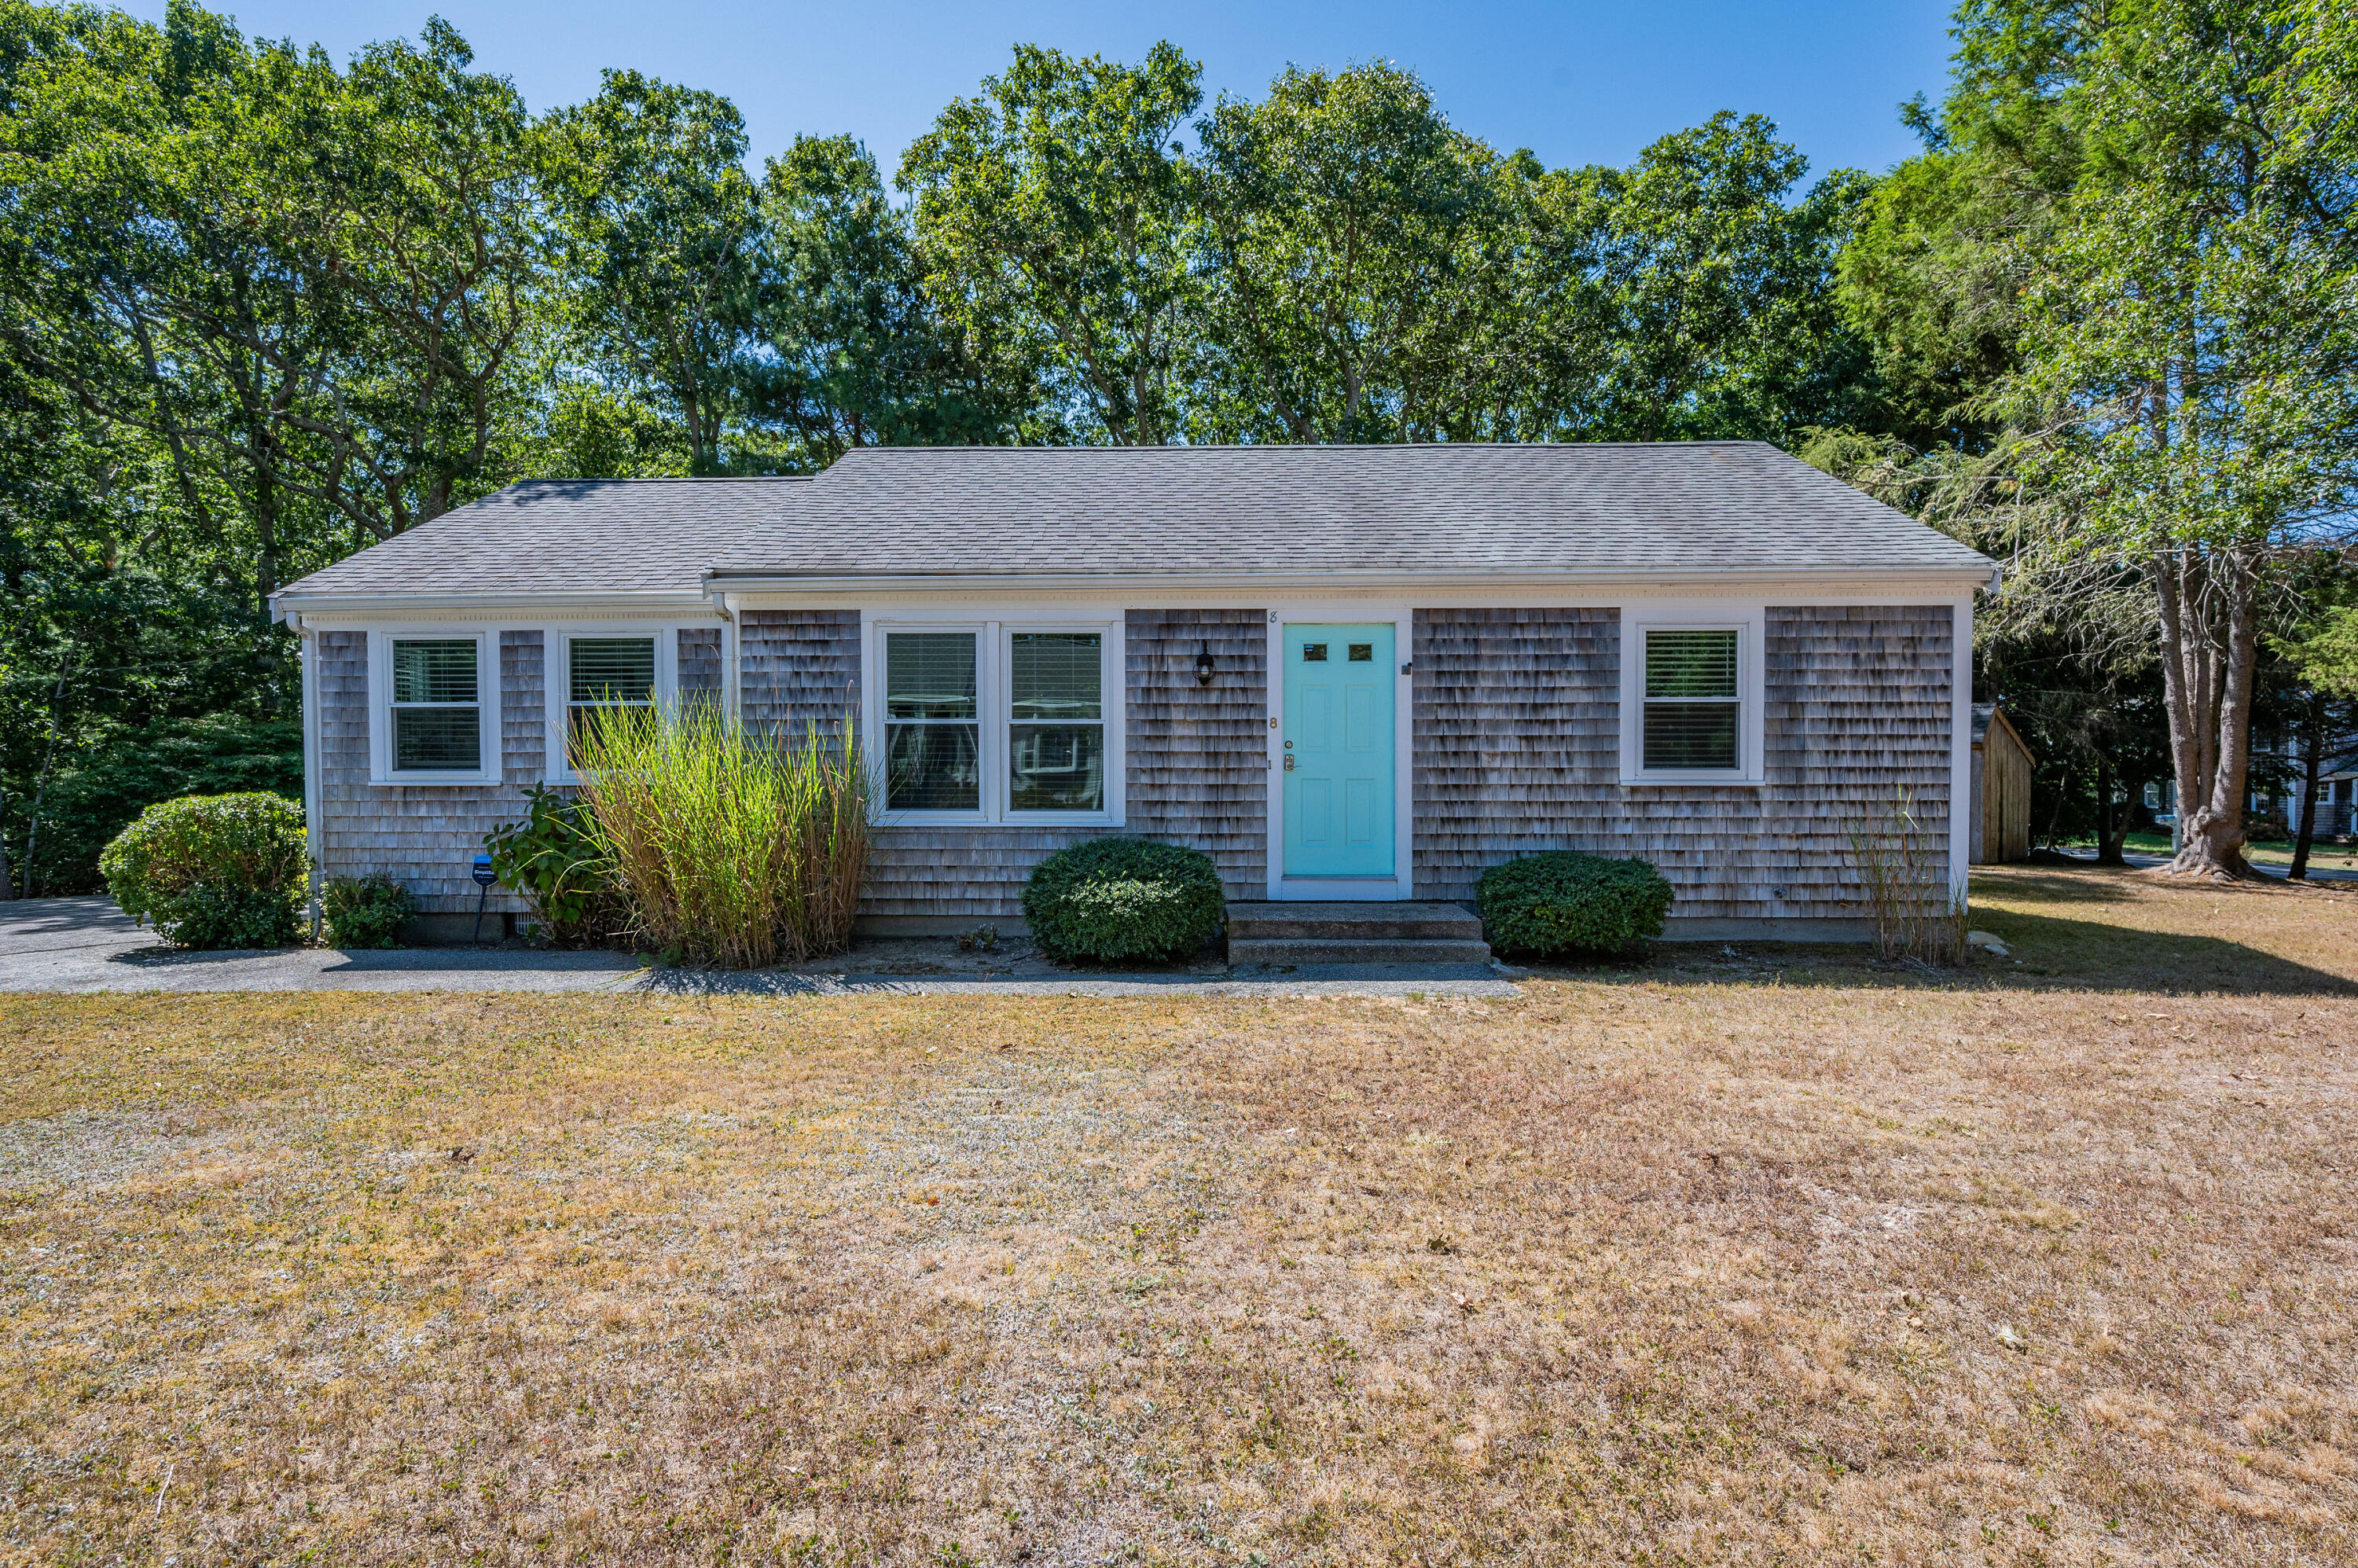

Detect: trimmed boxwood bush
322,874,415,949
99,792,308,949
1021,837,1225,964
1476,850,1673,958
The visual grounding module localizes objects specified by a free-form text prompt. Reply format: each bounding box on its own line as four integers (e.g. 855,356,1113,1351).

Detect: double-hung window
373,631,499,784
1008,632,1104,811
875,622,1120,821
391,640,483,771
566,635,657,766
884,632,982,810
1618,608,1763,784
1643,629,1741,770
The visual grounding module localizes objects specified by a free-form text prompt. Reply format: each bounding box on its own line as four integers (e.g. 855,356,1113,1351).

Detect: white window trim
542,625,681,786
1618,603,1768,787
367,628,503,786
861,612,1126,828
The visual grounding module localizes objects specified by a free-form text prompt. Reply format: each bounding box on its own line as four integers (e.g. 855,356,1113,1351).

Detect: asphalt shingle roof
274,442,1993,603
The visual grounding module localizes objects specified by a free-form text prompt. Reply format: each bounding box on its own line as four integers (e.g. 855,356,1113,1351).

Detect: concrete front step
1229,936,1496,968
1226,901,1484,941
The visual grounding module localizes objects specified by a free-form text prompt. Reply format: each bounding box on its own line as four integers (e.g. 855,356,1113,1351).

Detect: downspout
713,589,740,725
288,610,323,937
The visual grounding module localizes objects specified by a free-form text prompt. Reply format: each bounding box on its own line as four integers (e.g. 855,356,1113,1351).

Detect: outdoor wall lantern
1194,641,1216,686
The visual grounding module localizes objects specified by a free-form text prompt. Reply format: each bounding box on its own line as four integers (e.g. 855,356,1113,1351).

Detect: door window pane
885,633,979,810
1643,628,1739,770
389,639,480,772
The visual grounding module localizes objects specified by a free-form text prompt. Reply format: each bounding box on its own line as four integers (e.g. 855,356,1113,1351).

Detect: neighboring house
1969,704,2033,864
268,443,1999,940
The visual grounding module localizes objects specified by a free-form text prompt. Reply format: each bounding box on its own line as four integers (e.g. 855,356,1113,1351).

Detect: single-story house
1969,703,2034,864
268,442,1999,941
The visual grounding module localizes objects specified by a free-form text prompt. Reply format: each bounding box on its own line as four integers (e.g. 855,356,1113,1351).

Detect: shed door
1282,624,1394,878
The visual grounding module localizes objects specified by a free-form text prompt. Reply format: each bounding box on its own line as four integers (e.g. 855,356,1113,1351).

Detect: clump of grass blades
569,703,870,968
1845,787,1967,965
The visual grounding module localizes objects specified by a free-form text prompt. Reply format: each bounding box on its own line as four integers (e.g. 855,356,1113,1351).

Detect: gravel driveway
0,896,1515,997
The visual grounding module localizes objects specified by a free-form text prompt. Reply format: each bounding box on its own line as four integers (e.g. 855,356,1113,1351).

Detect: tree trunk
2154,545,2261,879
2095,756,2130,865
2289,689,2326,880
0,793,13,901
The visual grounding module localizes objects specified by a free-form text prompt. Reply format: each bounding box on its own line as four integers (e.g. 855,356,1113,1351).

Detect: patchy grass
1,866,2353,1565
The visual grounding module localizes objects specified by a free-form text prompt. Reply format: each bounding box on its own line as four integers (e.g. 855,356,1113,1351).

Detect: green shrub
321,874,414,949
484,784,625,946
1476,850,1673,958
567,707,870,968
98,792,307,949
1021,838,1225,964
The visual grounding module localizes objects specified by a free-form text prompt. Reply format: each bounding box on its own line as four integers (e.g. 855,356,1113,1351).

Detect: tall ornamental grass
1845,788,1967,965
570,704,870,968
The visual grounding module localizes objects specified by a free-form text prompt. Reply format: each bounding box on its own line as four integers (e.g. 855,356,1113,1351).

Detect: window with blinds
885,632,979,810
390,639,481,772
1642,628,1740,771
567,637,656,764
1009,631,1103,811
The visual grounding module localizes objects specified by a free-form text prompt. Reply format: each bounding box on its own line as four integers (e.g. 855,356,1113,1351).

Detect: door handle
1284,755,1295,771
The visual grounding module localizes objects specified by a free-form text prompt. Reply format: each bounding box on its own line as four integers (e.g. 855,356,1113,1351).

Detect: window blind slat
1009,633,1101,719
569,638,656,703
1644,629,1738,699
886,633,977,718
392,640,477,705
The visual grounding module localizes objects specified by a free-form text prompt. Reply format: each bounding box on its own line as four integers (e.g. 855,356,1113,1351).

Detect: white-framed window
865,616,1124,824
544,627,678,784
1618,604,1766,785
368,629,502,785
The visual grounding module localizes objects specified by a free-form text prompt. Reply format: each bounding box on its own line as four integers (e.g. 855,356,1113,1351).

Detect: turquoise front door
1282,623,1396,878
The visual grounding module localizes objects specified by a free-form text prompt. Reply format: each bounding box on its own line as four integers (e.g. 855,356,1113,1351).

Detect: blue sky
123,1,1956,182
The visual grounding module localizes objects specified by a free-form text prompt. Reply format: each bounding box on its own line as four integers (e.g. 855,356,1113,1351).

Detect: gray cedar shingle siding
739,609,859,738
314,629,542,914
678,627,724,698
1412,605,1953,917
1123,609,1268,901
861,608,1272,920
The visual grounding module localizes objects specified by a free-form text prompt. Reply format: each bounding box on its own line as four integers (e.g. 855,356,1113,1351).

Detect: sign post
471,854,498,946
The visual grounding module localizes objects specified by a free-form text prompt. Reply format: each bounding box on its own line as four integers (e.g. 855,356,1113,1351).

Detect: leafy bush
1476,850,1673,958
568,707,870,968
484,784,625,946
321,874,414,949
98,792,307,949
1021,837,1225,964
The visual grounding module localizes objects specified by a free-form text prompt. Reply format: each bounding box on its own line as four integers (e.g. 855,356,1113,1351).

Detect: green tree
543,69,765,474
749,133,1023,467
1193,61,1509,443
2015,0,2358,878
900,42,1201,446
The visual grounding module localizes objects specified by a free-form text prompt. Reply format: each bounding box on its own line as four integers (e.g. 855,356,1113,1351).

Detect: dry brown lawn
2,865,2354,1566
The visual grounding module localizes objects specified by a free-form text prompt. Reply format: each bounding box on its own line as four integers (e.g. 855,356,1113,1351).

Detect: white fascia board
708,566,1999,605
274,590,720,626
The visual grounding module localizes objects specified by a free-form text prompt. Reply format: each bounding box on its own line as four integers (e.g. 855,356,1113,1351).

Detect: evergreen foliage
1476,851,1673,958
1020,838,1225,964
97,791,306,948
